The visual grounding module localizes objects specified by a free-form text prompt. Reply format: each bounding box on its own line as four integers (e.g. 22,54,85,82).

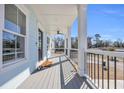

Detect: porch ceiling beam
38,13,75,16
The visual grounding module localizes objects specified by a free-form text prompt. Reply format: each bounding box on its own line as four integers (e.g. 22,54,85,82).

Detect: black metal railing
87,52,124,89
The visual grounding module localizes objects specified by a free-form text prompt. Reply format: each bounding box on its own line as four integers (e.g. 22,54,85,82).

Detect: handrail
51,48,65,50
70,48,79,51
64,55,78,71
87,49,124,57
50,48,79,50
87,50,124,89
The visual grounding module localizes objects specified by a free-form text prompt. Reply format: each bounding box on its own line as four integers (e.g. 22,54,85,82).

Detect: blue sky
71,17,78,37
71,4,124,41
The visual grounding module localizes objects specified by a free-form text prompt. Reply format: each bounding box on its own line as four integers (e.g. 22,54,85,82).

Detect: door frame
38,29,43,61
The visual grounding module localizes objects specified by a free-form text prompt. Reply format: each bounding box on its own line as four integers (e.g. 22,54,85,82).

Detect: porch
0,4,124,89
18,55,92,89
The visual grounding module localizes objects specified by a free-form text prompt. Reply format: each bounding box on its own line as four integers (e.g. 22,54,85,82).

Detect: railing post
107,56,110,89
114,57,117,89
123,58,124,88
102,55,104,89
94,54,96,84
97,54,100,88
77,5,87,77
88,53,90,77
91,53,93,79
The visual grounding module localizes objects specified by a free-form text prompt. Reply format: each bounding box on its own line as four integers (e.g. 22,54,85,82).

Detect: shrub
108,47,115,51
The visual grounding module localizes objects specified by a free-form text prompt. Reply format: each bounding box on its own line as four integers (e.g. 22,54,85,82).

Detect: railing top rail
70,48,79,51
51,48,65,49
87,49,124,57
51,48,79,51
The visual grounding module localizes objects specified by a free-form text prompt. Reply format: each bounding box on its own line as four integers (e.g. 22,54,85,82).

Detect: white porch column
67,27,71,57
77,5,87,77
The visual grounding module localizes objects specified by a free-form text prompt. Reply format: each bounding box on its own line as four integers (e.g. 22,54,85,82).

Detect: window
3,4,26,64
47,36,50,51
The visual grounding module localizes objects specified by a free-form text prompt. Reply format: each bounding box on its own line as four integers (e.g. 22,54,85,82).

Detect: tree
94,34,101,47
117,39,123,48
87,36,92,48
122,42,124,48
103,40,111,47
113,39,123,48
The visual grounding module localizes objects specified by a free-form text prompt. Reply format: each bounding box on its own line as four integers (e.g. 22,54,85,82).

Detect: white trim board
0,5,4,71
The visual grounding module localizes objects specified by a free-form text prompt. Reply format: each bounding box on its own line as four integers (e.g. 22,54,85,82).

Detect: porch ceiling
29,4,77,35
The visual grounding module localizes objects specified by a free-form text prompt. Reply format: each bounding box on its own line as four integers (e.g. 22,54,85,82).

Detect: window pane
16,36,25,58
17,53,24,58
3,32,15,54
5,4,18,32
18,9,26,35
3,54,15,64
2,32,25,63
3,32,16,63
38,30,42,48
5,4,26,35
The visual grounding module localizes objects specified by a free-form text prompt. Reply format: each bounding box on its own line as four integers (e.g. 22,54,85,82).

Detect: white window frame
0,5,4,71
0,4,29,71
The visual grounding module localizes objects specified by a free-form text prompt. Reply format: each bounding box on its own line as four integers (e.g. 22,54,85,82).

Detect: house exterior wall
0,4,47,88
27,6,38,73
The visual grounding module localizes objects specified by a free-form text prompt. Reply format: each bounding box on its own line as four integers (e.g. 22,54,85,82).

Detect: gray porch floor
17,55,91,89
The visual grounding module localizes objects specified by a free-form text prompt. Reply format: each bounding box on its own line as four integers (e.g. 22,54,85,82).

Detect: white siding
0,4,47,88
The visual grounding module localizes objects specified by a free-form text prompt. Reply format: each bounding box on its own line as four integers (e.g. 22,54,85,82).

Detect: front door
38,29,43,61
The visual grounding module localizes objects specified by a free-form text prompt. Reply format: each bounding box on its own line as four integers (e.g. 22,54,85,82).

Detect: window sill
0,58,28,74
